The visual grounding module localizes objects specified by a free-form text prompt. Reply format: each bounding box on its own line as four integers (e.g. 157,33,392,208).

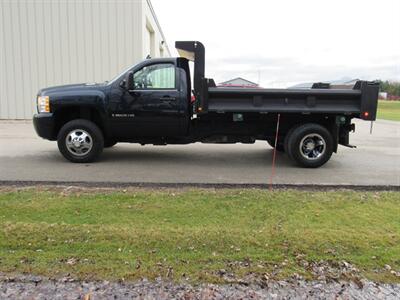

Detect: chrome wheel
299,133,325,160
65,129,93,156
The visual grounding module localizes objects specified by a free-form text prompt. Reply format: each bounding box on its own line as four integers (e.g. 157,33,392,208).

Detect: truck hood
38,82,108,96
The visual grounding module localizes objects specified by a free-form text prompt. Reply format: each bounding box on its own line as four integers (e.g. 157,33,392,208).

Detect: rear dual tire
267,138,285,152
284,123,333,168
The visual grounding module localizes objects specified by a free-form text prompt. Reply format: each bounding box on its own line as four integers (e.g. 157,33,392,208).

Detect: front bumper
33,113,56,140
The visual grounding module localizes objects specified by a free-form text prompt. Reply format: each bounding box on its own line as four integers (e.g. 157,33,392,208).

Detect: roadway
0,119,398,187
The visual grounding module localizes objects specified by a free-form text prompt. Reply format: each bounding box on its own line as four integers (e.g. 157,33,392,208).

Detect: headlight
37,96,50,113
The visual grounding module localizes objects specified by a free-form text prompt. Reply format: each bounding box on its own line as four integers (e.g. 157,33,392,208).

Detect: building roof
219,77,259,87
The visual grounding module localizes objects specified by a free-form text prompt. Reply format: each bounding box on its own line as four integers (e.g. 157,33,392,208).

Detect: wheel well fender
53,106,109,139
283,121,338,153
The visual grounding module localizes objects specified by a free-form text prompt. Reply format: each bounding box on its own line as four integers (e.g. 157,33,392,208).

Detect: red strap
269,114,281,191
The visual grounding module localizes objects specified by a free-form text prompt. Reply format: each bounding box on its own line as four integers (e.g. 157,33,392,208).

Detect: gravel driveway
1,274,400,300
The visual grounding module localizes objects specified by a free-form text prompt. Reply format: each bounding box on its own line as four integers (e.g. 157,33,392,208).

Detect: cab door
109,63,183,138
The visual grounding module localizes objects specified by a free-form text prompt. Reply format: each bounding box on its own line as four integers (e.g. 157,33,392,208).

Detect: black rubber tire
267,138,285,152
57,119,104,163
104,140,117,148
283,125,298,161
285,123,333,168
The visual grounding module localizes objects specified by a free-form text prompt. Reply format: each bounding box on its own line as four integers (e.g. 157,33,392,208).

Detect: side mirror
125,71,134,90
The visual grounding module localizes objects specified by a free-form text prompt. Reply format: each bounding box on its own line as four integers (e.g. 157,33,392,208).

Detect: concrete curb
0,180,398,191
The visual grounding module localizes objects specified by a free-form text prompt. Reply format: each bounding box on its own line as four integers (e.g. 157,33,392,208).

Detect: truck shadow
100,145,295,168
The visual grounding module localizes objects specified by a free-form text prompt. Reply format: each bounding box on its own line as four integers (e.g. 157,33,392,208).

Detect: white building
0,0,170,119
378,92,387,100
219,77,260,88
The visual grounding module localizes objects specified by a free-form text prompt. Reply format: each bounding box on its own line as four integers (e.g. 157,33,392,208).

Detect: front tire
57,119,104,163
285,123,333,168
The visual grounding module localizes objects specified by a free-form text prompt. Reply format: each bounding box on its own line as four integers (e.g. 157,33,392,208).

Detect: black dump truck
33,41,379,168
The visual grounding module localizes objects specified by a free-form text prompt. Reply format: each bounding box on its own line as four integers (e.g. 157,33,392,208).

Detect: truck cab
107,57,192,140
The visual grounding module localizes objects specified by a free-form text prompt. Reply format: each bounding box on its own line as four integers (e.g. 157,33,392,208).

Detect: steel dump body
175,41,378,120
207,87,362,114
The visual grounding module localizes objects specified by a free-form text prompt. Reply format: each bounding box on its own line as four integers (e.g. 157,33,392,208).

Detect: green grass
0,188,399,283
377,100,400,121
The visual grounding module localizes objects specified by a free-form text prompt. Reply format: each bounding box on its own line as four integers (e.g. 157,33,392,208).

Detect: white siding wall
142,0,169,59
0,0,170,119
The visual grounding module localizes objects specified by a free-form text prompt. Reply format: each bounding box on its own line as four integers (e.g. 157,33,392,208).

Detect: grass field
0,188,399,283
377,100,400,121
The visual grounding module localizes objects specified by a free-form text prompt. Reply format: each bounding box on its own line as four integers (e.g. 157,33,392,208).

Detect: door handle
159,96,175,101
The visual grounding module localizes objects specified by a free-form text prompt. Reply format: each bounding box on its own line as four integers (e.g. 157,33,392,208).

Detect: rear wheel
57,119,104,163
267,138,285,152
285,123,333,168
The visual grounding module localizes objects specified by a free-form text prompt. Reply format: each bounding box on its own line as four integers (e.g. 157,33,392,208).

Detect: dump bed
175,41,379,121
206,81,379,120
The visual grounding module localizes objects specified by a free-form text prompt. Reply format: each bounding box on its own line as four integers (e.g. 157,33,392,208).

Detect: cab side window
133,63,175,89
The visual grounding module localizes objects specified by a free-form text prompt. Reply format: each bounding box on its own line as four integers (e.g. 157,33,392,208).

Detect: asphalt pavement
0,119,399,187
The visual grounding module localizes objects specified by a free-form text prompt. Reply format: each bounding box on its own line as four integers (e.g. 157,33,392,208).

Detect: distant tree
377,80,400,98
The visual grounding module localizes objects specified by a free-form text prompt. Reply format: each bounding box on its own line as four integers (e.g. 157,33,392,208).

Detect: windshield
107,64,135,85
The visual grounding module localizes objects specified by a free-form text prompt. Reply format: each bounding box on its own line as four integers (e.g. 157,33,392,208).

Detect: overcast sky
152,0,400,87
